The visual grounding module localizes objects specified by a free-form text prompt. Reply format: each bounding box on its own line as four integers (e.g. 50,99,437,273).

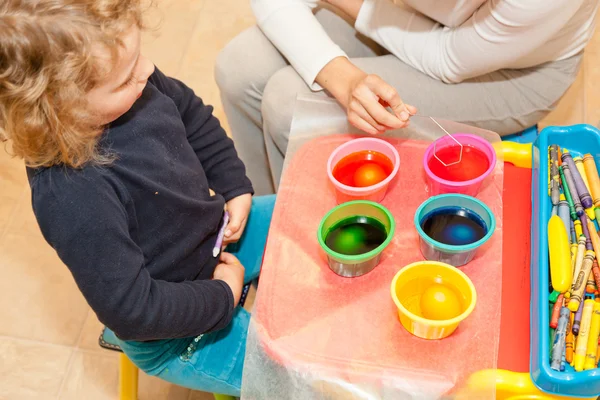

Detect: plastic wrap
241,94,504,399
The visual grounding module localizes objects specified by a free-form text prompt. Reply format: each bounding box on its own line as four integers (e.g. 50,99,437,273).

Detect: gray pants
215,6,582,195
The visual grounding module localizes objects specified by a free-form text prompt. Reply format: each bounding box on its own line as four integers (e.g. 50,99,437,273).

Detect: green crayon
595,207,600,224
560,166,578,220
550,290,561,303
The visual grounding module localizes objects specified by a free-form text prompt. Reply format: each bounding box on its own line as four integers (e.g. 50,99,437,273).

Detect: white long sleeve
252,0,598,87
355,0,597,83
251,0,347,90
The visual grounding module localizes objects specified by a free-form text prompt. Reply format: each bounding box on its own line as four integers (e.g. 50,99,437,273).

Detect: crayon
584,302,600,370
551,294,564,328
586,275,597,294
571,243,578,272
550,145,560,205
556,194,569,236
571,220,577,243
596,337,600,364
583,154,600,207
574,219,583,242
560,166,578,220
562,162,585,216
574,296,584,335
589,218,600,255
550,290,561,304
596,207,600,225
572,236,587,285
552,307,571,370
575,299,596,371
563,151,593,209
569,250,595,312
567,312,575,363
575,156,592,194
549,216,575,293
581,214,593,250
592,261,600,289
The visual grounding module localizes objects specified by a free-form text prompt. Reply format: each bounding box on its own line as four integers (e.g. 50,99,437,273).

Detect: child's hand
213,252,245,307
224,193,252,244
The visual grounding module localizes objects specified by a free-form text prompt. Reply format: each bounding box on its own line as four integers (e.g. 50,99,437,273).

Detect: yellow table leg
494,142,533,169
459,369,595,400
119,353,139,400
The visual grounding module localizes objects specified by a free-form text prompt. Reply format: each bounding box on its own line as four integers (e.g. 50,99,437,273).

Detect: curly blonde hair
0,0,144,168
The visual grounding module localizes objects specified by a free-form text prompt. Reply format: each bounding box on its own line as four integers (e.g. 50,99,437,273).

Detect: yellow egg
420,283,463,321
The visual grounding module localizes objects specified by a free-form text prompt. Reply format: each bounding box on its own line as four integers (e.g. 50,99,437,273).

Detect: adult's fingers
220,252,241,265
366,75,412,122
347,111,380,135
349,100,386,132
353,81,405,129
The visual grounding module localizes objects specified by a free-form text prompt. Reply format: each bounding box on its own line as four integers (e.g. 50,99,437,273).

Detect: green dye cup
317,200,395,277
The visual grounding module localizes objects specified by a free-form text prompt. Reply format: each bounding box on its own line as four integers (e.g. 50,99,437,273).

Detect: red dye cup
423,134,496,197
327,138,400,204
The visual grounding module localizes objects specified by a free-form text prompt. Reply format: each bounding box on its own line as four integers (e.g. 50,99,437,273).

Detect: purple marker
213,211,230,257
562,151,593,209
562,162,585,216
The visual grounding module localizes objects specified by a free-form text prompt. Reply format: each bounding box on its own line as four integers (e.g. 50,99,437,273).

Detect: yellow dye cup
390,261,477,340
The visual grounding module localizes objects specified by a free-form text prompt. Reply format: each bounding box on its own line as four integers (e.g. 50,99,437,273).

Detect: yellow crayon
574,220,584,240
575,299,595,371
549,216,575,293
572,236,587,284
596,337,600,364
584,154,600,208
569,250,595,312
584,302,600,370
575,156,592,192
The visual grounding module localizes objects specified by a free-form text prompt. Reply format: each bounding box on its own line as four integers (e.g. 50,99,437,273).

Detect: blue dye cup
414,194,496,267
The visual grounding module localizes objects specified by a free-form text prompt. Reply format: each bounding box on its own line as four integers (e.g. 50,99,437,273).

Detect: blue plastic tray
531,124,600,397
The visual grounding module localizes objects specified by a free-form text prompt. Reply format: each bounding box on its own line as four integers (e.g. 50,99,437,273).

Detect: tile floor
0,1,599,399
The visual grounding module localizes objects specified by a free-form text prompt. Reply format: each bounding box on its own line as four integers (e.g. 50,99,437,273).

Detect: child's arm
31,169,237,341
149,67,254,202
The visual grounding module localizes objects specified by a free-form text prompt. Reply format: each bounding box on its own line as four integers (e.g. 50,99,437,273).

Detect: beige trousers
216,6,582,195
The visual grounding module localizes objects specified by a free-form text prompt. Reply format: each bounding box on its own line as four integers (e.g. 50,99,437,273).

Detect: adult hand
213,252,245,307
224,193,252,244
316,57,417,135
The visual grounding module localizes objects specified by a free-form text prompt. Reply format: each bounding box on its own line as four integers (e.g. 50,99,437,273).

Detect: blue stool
502,125,538,143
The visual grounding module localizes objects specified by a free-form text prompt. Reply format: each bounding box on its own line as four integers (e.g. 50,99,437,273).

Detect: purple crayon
562,162,585,216
562,151,593,209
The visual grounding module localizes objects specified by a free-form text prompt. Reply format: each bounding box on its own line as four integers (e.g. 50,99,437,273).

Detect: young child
0,0,275,396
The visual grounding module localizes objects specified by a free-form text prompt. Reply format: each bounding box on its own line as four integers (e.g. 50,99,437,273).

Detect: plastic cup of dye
327,137,400,204
423,133,496,197
390,261,477,339
317,200,395,277
414,194,496,267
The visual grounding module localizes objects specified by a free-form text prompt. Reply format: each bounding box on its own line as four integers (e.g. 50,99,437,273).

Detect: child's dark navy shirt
26,68,254,341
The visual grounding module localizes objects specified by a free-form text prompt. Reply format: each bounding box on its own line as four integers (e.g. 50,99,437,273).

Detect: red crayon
551,294,564,329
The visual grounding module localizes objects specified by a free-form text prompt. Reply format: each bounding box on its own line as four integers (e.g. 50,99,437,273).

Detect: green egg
333,225,366,254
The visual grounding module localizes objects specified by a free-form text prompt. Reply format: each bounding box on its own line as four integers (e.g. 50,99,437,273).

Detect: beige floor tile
539,66,585,130
585,30,600,127
4,187,43,238
77,309,106,352
0,148,27,232
188,390,219,400
142,0,206,77
0,233,88,346
0,336,72,400
59,350,119,400
176,0,255,135
60,350,191,400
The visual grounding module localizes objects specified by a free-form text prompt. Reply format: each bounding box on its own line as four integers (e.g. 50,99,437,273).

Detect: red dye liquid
333,150,394,187
428,145,490,182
